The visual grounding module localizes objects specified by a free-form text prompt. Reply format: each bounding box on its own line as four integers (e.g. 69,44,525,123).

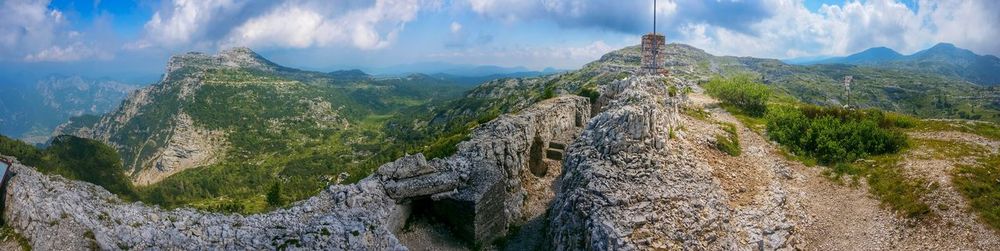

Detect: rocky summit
5,62,1000,249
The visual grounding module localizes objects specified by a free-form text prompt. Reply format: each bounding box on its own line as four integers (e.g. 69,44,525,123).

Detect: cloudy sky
1,0,999,79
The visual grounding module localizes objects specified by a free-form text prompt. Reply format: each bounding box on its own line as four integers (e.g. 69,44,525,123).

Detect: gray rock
546,75,797,250
1,95,592,250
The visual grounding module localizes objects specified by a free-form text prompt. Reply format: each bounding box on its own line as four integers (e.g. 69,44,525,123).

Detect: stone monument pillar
641,33,666,75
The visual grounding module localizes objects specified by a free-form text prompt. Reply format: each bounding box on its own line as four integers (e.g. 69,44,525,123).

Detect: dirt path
689,93,1000,250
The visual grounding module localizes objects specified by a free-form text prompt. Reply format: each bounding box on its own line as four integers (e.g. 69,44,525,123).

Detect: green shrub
703,74,771,116
0,135,43,165
267,182,284,207
765,105,907,165
577,86,601,103
540,87,555,100
765,105,926,217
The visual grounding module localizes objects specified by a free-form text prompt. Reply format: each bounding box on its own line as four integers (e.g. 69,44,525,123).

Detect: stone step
546,148,564,161
548,142,567,150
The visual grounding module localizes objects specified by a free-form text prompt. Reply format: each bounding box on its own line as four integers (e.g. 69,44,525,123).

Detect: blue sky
1,0,998,80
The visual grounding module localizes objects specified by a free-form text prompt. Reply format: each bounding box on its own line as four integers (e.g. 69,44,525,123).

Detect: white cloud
225,6,326,49
0,0,109,62
450,21,462,33
674,0,1000,58
429,40,617,69
134,0,431,51
467,0,679,33
139,0,244,48
24,42,113,62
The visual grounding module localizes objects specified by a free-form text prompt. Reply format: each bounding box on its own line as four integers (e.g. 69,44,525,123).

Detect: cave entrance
529,136,546,177
395,197,470,249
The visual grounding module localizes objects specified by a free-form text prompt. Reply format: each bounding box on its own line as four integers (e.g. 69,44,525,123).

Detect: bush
267,182,284,207
540,87,556,100
703,74,771,116
765,105,908,165
577,86,600,103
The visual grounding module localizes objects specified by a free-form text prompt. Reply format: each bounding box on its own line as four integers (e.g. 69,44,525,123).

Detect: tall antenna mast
653,0,656,34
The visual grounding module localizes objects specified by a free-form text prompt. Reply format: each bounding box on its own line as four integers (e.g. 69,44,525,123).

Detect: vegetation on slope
703,74,770,116
705,75,928,217
0,134,135,199
128,69,471,213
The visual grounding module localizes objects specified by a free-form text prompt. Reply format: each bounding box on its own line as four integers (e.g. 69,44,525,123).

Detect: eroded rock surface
546,75,800,250
5,162,405,250
2,95,591,250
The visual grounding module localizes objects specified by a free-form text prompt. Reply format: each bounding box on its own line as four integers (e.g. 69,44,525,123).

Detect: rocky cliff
55,48,260,182
2,95,590,249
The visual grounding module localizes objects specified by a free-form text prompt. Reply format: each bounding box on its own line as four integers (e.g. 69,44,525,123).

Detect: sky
1,0,999,81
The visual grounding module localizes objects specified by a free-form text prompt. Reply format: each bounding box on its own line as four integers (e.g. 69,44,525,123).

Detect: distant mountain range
331,67,564,86
0,76,139,144
359,61,565,78
791,43,1000,86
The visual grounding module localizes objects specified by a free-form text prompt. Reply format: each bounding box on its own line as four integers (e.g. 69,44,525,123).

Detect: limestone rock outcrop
2,95,591,249
4,161,406,250
546,75,799,250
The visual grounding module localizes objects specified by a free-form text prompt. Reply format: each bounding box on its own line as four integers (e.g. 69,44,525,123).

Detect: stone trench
1,95,591,250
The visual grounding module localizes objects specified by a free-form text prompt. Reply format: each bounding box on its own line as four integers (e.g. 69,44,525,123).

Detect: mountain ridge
802,43,1000,85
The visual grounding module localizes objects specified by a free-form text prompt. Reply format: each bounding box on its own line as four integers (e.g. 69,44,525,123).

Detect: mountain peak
913,42,977,59
217,47,273,69
162,47,280,80
219,47,259,59
929,42,957,50
811,46,903,65
861,46,901,55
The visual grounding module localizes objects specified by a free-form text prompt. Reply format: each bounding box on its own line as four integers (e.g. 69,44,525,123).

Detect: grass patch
718,103,767,133
917,120,1000,141
953,154,1000,230
0,225,31,250
854,155,931,217
714,122,741,156
911,138,988,160
682,107,711,121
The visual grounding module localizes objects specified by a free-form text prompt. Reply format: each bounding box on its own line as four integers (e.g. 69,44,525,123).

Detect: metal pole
652,0,657,72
